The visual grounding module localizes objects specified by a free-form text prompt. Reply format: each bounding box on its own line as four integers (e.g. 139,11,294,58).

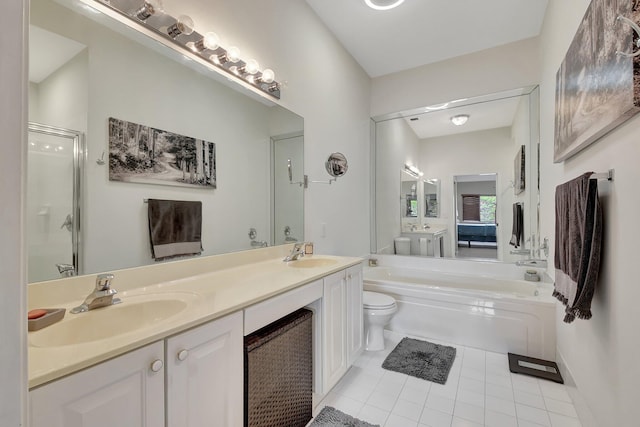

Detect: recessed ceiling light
450,114,469,126
364,0,405,11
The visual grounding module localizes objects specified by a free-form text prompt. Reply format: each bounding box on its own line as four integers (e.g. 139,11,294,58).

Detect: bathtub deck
313,330,583,427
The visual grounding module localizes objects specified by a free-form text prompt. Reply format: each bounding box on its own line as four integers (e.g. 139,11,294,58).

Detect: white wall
374,118,420,254
164,0,372,257
0,0,27,425
419,128,514,260
371,37,541,117
30,49,88,132
539,1,640,425
510,94,533,262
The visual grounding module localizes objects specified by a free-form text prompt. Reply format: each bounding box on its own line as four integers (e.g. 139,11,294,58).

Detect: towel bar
590,170,614,181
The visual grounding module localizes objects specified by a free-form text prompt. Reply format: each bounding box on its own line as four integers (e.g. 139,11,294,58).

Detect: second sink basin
287,257,338,268
29,293,196,348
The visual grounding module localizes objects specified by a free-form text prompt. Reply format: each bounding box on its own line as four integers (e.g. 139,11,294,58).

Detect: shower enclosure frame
28,122,84,279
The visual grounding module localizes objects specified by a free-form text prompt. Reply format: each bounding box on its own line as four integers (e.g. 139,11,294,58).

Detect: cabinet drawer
244,279,322,335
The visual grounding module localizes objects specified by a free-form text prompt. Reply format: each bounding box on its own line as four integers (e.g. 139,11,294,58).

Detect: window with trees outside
462,195,496,223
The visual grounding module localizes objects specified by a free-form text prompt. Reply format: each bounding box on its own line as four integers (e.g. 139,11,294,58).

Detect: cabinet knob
177,349,189,361
348,274,352,279
150,359,163,372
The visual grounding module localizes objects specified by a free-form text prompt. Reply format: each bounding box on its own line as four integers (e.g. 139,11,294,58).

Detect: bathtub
364,257,556,360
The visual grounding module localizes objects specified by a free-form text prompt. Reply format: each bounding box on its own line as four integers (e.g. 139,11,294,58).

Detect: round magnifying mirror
325,152,348,178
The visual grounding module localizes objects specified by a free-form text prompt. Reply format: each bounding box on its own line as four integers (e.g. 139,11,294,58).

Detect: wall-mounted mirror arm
307,176,336,185
306,152,347,186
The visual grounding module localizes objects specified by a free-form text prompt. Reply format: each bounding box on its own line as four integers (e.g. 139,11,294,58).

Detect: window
462,195,496,223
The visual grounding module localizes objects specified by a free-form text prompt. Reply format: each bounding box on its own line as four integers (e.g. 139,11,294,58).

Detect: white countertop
28,249,362,389
401,225,448,235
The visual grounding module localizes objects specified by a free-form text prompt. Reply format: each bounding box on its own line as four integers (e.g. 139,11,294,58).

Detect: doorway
453,173,498,260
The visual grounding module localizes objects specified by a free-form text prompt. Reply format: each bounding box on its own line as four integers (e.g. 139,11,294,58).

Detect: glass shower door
271,134,304,246
27,123,83,282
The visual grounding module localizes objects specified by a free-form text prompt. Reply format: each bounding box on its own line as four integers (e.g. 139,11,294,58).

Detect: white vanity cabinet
29,260,364,425
30,312,243,427
166,311,243,427
322,264,363,392
346,264,364,366
30,342,165,427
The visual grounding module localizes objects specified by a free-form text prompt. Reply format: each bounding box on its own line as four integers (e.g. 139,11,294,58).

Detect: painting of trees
108,117,216,188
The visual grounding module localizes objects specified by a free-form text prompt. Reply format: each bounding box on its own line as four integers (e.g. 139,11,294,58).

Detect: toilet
363,291,397,351
394,237,410,255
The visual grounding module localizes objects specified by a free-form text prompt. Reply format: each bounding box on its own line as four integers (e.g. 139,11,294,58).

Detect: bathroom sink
287,258,338,268
29,295,193,347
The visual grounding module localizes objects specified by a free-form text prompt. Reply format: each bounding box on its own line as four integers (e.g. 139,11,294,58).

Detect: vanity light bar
404,163,423,178
95,0,281,99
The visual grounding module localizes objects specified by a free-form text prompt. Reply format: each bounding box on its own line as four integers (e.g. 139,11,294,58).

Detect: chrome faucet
56,263,76,277
70,273,121,314
251,240,268,248
283,242,306,262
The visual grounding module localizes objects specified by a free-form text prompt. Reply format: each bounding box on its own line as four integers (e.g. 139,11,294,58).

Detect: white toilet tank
394,237,410,255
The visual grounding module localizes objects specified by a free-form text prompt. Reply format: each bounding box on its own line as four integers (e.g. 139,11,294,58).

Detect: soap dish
28,308,66,332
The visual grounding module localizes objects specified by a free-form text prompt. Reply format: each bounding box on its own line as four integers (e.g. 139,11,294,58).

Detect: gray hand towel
147,199,203,260
553,172,602,323
509,203,523,248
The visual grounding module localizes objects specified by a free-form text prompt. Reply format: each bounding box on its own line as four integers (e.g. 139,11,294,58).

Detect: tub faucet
515,259,548,268
283,242,305,262
70,273,121,314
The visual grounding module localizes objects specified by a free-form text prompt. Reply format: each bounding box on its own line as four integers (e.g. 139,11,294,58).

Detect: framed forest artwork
554,0,640,163
108,117,216,189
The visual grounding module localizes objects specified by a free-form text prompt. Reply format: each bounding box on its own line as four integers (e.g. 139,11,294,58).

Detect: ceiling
305,0,548,78
404,96,522,139
304,1,546,140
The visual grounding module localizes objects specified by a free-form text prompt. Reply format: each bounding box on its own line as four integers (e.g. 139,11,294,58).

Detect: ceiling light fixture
364,0,405,11
450,114,470,126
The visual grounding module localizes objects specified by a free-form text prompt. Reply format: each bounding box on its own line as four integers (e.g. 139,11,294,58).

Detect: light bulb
450,114,470,126
194,32,220,51
133,0,163,21
167,15,195,38
261,68,275,84
244,59,259,75
227,46,241,63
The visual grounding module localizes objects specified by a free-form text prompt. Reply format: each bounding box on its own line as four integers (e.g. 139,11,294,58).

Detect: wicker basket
244,308,313,427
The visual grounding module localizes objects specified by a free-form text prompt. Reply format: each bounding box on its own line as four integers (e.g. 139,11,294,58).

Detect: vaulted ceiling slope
306,0,549,77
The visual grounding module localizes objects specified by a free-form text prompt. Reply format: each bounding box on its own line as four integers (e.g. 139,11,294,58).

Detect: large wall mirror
28,0,304,282
372,86,540,263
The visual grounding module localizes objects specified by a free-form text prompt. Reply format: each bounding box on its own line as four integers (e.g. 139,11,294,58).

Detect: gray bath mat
382,337,456,384
310,406,379,427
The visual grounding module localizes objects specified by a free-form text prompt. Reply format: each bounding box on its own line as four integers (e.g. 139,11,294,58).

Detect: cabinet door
166,311,243,427
346,264,364,366
322,270,347,391
30,342,165,427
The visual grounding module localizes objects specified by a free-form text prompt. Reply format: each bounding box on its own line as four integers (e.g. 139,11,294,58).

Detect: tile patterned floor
314,331,582,427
